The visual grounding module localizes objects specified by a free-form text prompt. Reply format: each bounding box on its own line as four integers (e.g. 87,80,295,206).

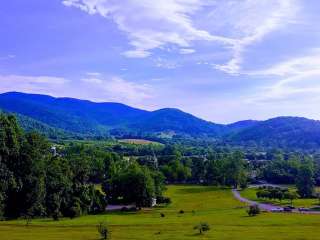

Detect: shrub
128,207,138,212
97,221,111,240
121,207,128,212
156,196,171,204
247,205,261,217
23,215,32,226
194,222,210,234
66,201,82,219
52,209,61,221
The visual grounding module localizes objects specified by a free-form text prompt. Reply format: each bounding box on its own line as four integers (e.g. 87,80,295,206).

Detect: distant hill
129,108,226,137
0,92,222,138
1,92,320,150
0,92,147,136
228,117,320,149
226,120,259,133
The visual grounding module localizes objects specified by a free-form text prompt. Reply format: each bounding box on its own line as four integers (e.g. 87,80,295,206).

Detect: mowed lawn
241,187,320,208
1,185,320,240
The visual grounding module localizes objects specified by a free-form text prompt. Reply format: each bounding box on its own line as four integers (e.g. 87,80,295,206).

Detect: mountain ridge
1,91,320,149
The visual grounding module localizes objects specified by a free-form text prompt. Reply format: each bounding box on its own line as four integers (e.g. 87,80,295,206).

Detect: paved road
232,189,279,211
232,188,320,214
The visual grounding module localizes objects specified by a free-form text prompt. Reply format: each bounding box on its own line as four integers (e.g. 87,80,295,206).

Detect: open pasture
1,185,320,240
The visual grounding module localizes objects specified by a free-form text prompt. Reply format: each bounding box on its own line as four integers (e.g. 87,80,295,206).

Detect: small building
50,146,57,156
151,198,157,207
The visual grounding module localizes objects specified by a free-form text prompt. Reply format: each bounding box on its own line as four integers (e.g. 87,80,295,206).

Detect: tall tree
296,158,315,198
225,151,248,188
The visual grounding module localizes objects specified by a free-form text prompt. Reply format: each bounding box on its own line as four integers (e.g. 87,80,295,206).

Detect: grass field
1,185,320,240
240,187,320,208
118,138,163,145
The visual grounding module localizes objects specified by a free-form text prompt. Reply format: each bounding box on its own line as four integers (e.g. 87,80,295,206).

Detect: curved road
232,189,280,211
232,188,320,214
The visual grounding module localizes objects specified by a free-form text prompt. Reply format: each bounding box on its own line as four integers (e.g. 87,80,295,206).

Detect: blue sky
1,0,320,123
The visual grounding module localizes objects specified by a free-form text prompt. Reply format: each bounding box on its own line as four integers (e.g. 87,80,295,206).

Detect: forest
1,113,319,221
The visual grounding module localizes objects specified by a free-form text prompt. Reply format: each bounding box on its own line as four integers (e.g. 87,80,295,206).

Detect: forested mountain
0,92,222,137
228,117,320,149
2,92,320,149
129,108,225,137
0,92,147,136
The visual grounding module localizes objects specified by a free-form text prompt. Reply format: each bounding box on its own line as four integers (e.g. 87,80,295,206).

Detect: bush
129,207,138,212
64,199,82,219
97,221,111,240
68,204,81,219
120,206,138,212
156,196,171,204
121,207,128,212
247,205,261,217
52,209,61,221
194,222,210,234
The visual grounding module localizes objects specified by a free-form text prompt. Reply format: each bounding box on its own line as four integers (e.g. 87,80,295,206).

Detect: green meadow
1,185,320,240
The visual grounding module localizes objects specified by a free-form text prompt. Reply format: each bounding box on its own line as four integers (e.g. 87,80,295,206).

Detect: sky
1,0,320,123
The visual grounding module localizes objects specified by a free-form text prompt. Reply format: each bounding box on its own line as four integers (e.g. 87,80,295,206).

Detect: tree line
259,152,316,198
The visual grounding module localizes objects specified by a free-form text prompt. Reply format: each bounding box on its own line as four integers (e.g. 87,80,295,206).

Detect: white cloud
0,54,16,61
0,75,68,89
62,0,234,58
0,74,153,107
0,75,69,95
179,48,195,54
122,49,151,58
81,77,104,84
81,76,153,104
246,51,320,103
211,0,299,75
86,72,101,77
62,0,299,76
154,57,180,69
250,52,320,77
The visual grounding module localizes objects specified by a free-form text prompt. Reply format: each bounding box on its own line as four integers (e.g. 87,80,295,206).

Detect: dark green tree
296,158,315,198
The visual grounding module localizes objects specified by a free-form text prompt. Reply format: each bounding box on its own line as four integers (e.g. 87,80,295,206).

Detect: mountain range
1,91,320,149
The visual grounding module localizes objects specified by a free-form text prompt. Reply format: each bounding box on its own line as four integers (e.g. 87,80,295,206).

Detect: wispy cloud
86,72,101,77
62,0,299,75
0,55,16,61
212,0,299,75
0,74,154,107
247,50,320,102
250,51,320,77
153,57,180,69
179,48,195,54
81,76,153,104
0,74,70,97
62,0,234,58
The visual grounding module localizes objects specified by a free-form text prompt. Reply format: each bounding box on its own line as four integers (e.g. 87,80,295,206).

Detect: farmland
118,138,163,145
